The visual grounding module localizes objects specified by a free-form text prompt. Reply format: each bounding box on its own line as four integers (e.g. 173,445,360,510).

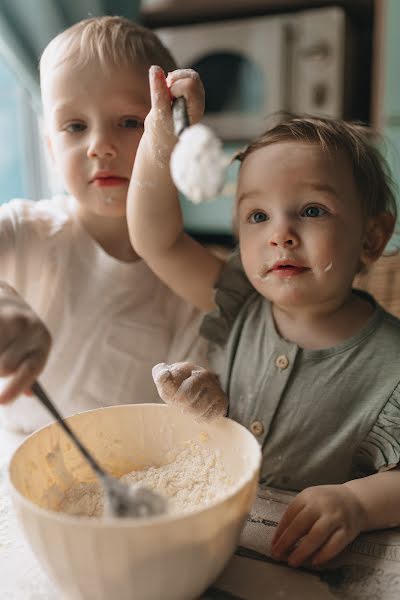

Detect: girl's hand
143,66,205,165
0,282,51,403
152,362,228,421
271,484,367,568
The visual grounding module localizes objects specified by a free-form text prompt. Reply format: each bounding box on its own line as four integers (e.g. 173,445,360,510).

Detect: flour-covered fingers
152,362,203,404
143,66,176,164
152,363,176,402
166,69,200,86
175,369,228,420
149,65,171,114
166,69,205,125
152,362,227,419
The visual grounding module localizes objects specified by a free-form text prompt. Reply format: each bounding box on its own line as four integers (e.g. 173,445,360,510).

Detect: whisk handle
31,381,105,478
172,96,190,137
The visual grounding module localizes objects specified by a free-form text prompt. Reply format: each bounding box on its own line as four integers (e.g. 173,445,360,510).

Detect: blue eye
249,211,267,224
65,122,86,133
120,118,143,129
302,206,326,218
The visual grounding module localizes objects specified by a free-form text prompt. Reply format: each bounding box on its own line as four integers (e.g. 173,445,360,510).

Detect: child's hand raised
143,66,205,165
271,484,367,568
0,282,51,404
152,362,228,421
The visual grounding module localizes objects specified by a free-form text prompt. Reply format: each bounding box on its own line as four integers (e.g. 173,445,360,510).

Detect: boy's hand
152,362,228,421
271,484,367,568
0,282,51,403
143,66,205,165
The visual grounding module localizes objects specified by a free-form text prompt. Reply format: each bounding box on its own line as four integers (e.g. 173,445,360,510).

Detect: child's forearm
345,468,400,531
128,132,223,311
128,131,182,256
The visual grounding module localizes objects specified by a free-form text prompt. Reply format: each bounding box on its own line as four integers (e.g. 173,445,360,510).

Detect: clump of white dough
170,123,228,204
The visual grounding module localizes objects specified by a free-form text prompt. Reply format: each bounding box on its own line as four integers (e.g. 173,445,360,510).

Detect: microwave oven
155,6,356,240
156,7,348,140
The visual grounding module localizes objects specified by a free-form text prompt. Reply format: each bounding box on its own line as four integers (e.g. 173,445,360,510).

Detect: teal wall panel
383,0,400,118
382,0,400,249
0,59,26,204
384,126,400,251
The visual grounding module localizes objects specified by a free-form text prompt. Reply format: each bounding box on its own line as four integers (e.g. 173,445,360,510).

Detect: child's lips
91,176,129,187
272,266,309,277
267,262,310,278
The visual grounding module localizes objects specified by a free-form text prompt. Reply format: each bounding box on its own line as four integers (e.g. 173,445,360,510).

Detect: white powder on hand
170,124,228,204
58,440,233,518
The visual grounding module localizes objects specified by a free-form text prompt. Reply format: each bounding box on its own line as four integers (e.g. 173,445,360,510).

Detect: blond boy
0,17,206,432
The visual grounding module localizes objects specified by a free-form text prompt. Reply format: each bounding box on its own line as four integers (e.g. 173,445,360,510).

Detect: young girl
128,67,400,569
0,18,207,433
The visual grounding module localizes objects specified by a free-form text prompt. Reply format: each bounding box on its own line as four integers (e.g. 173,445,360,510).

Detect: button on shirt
221,297,299,449
250,420,264,436
276,355,289,369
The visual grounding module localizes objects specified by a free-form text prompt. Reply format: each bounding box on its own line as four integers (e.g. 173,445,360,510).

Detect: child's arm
271,470,400,568
128,66,224,311
0,282,51,403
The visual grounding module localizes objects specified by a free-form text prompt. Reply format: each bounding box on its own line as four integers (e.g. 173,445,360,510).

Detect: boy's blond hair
237,115,398,223
40,15,176,86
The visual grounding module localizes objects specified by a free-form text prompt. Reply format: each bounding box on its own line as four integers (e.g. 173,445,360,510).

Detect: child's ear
360,213,396,265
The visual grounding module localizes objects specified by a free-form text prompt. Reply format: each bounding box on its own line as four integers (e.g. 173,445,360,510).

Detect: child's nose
268,222,299,248
87,130,117,159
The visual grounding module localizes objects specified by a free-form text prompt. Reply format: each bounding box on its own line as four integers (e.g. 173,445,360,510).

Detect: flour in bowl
58,440,233,518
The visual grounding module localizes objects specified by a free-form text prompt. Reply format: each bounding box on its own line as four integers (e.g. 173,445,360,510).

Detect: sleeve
355,381,400,475
200,247,256,348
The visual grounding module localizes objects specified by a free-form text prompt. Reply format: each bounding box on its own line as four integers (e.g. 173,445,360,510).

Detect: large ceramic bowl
9,404,261,600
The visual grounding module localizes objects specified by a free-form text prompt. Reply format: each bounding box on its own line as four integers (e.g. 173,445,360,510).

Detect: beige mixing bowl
9,404,261,600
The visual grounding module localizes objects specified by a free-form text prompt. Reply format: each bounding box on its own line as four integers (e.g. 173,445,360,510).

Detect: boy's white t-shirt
0,196,207,433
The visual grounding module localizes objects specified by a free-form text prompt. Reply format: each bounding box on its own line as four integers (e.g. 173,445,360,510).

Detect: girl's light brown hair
40,15,176,83
237,115,398,222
